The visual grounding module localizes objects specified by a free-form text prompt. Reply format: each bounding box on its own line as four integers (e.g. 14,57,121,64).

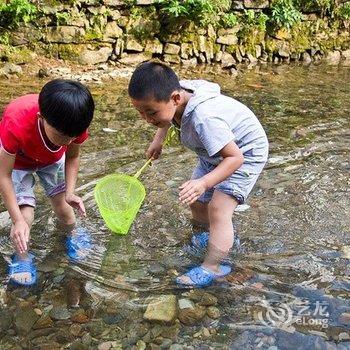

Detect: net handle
134,157,152,179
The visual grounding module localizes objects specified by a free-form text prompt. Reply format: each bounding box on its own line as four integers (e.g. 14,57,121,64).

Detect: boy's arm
147,125,170,159
65,143,86,216
153,125,170,143
179,141,244,204
0,149,29,253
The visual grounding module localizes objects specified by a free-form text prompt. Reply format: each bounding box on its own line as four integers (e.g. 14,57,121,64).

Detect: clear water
0,63,349,349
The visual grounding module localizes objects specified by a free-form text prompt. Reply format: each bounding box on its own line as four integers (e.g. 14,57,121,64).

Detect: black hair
39,79,94,137
128,61,181,102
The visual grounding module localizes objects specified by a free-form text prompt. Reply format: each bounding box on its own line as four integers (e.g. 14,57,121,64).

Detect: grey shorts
191,158,266,204
12,156,66,208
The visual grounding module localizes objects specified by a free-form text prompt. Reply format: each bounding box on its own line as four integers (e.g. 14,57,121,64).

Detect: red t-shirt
0,94,88,170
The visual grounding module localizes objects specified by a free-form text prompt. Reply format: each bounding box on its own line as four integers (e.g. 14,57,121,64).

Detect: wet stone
37,260,57,272
207,306,220,319
15,305,40,335
66,279,82,308
144,295,177,323
69,323,82,336
178,304,206,326
338,332,350,341
341,246,350,259
160,338,173,349
122,336,138,348
137,340,147,350
71,309,89,323
53,267,65,276
81,333,92,345
178,298,194,310
102,313,123,325
149,263,166,274
54,329,75,344
0,308,13,334
169,345,183,350
32,341,61,349
97,342,109,350
33,314,54,329
339,312,350,325
69,342,89,350
50,306,71,320
191,291,218,306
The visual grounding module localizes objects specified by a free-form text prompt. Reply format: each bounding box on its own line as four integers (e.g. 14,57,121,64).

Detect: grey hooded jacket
179,79,269,174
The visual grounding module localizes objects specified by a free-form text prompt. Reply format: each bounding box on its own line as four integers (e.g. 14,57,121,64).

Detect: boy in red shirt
0,79,95,286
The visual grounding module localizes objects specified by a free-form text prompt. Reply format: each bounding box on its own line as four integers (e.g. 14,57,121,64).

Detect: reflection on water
0,64,349,349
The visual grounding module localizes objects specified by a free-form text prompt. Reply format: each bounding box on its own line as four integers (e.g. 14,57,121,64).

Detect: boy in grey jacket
128,61,268,287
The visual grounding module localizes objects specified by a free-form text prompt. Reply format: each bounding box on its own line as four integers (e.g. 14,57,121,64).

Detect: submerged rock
66,279,82,308
183,290,218,306
207,306,220,319
178,301,206,326
50,306,71,320
143,295,177,323
14,305,40,335
33,314,54,329
341,246,350,259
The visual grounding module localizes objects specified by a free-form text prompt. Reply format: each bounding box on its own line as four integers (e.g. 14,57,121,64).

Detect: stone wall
1,0,350,68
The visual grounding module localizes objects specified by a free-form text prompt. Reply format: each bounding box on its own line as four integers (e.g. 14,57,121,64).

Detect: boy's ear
170,90,182,105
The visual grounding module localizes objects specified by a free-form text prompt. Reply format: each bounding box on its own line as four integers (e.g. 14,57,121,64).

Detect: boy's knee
208,201,221,215
54,203,75,224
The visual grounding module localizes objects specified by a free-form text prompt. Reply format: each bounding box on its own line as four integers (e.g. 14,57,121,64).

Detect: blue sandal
191,232,209,250
176,264,232,287
8,253,37,287
66,227,92,261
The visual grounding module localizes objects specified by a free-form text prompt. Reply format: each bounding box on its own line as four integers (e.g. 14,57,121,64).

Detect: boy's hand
179,178,207,205
10,219,30,254
146,141,162,160
66,193,86,217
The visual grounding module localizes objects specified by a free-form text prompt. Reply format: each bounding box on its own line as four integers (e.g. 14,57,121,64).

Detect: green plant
295,0,334,15
55,12,70,26
157,0,231,27
241,10,269,31
336,3,350,20
128,6,159,40
271,0,302,29
237,10,269,54
220,12,238,28
0,0,37,29
0,31,10,45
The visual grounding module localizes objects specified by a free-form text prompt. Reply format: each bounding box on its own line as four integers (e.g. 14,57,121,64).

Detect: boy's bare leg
178,191,237,284
11,205,34,284
203,191,238,272
49,192,76,230
190,201,209,231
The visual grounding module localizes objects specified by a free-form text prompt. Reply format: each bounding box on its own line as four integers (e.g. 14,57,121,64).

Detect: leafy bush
220,13,238,28
55,12,70,26
0,0,37,29
157,0,231,27
242,9,269,31
336,2,350,20
295,0,334,15
271,0,303,29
